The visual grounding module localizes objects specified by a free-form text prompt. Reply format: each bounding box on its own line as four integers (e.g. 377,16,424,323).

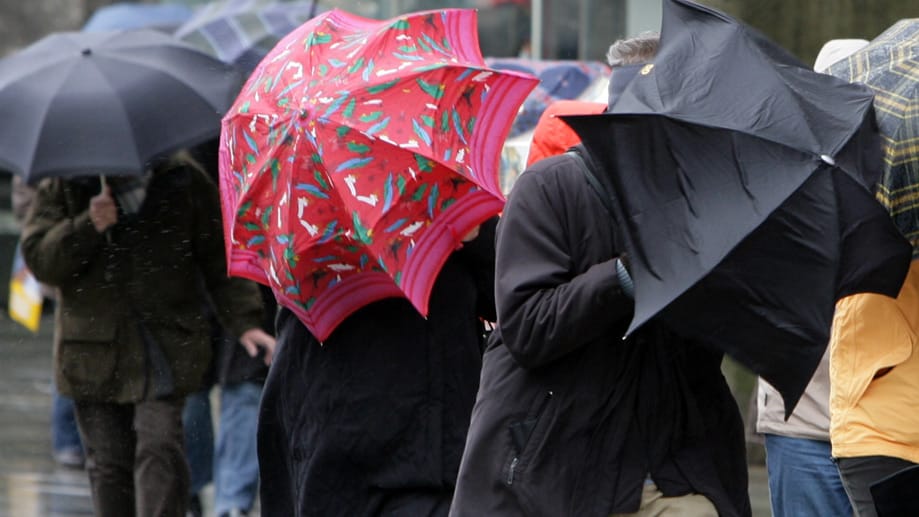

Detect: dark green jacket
22,162,264,403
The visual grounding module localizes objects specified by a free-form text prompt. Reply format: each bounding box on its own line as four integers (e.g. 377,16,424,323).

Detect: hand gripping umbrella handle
99,175,112,244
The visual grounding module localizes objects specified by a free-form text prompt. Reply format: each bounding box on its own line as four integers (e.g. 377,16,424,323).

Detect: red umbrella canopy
220,8,537,341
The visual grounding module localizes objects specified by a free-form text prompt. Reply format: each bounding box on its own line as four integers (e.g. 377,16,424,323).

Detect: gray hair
606,31,660,67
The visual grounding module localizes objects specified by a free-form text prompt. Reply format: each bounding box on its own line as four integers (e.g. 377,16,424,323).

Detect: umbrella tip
81,48,92,57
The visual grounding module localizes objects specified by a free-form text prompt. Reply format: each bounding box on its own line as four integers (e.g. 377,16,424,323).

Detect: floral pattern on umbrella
220,8,537,341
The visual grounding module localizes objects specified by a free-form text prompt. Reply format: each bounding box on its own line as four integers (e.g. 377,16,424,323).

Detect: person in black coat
257,218,497,517
449,35,751,517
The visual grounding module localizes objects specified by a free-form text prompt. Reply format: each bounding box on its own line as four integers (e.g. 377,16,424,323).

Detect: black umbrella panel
0,29,243,183
564,0,912,416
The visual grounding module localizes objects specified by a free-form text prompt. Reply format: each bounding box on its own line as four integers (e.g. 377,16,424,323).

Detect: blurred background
0,0,916,62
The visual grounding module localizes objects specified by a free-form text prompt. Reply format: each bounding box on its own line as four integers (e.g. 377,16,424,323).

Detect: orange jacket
526,100,605,167
830,260,919,463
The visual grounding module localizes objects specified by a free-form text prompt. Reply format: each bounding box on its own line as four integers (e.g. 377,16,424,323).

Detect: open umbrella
83,2,194,32
0,29,242,184
174,0,321,71
220,8,537,341
827,19,919,256
485,58,610,137
563,0,912,414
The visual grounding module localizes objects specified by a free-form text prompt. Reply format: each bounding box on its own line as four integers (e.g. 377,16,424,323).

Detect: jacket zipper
506,457,519,485
506,390,554,486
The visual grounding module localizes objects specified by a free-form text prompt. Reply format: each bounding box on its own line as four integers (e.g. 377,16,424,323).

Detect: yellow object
830,260,919,463
9,271,42,332
8,245,42,333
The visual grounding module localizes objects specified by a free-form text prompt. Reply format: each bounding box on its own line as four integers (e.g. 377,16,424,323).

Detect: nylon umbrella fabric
491,59,609,193
220,8,537,341
828,19,919,256
83,2,193,32
564,0,911,415
0,29,243,183
174,0,322,71
485,58,610,137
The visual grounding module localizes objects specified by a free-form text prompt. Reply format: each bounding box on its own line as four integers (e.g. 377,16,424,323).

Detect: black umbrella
564,0,912,415
0,29,243,183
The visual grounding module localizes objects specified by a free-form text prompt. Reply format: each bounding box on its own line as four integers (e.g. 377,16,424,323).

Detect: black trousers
75,397,189,517
837,455,917,517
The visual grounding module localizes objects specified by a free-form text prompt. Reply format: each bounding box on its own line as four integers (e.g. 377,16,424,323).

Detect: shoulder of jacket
514,152,587,193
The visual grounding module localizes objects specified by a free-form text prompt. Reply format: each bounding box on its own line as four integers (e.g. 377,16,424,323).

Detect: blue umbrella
83,2,193,32
174,0,321,71
484,58,610,137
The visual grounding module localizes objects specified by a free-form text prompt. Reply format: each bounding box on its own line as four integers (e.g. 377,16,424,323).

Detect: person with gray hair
605,32,659,110
606,31,660,67
449,32,750,517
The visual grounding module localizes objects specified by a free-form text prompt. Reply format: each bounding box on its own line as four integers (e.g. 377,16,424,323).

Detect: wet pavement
0,314,771,517
0,314,93,517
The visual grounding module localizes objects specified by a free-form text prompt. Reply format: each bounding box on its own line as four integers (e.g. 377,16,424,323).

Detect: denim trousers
183,388,214,495
51,386,83,453
183,381,262,515
764,434,853,517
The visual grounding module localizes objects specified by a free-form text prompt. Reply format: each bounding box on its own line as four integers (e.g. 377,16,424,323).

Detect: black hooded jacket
449,150,751,517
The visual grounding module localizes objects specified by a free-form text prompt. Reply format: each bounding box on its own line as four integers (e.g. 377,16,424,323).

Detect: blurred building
295,0,662,60
0,0,663,309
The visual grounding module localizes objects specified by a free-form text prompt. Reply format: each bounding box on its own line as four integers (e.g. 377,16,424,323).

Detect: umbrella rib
82,58,144,172
24,58,135,177
97,51,230,117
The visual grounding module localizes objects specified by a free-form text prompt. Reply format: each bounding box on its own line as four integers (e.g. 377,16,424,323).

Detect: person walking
181,138,275,517
184,283,276,517
21,152,275,517
823,32,919,517
449,33,751,517
257,219,497,516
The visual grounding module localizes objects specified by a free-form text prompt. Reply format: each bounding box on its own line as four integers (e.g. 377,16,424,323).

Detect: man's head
606,31,660,109
606,31,660,68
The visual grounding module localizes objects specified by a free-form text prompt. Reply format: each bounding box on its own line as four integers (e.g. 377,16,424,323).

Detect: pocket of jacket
504,390,554,485
59,340,118,390
831,293,915,409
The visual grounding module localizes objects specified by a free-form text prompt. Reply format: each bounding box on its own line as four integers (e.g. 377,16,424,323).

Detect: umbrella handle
99,174,112,244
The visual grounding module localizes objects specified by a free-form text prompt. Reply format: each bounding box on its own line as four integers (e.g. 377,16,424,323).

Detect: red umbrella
220,8,537,341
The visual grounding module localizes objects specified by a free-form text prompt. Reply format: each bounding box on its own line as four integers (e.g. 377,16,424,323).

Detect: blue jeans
214,381,261,515
51,385,83,454
764,434,852,517
183,388,215,495
182,382,262,514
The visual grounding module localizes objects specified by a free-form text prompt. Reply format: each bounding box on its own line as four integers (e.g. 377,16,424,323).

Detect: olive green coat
22,163,264,403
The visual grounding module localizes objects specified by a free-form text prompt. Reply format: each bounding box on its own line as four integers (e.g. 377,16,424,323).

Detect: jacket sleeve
21,179,106,287
453,216,498,322
496,167,633,369
187,166,265,338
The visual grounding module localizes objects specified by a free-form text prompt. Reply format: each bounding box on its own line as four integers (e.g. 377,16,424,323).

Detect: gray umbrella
0,29,244,184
